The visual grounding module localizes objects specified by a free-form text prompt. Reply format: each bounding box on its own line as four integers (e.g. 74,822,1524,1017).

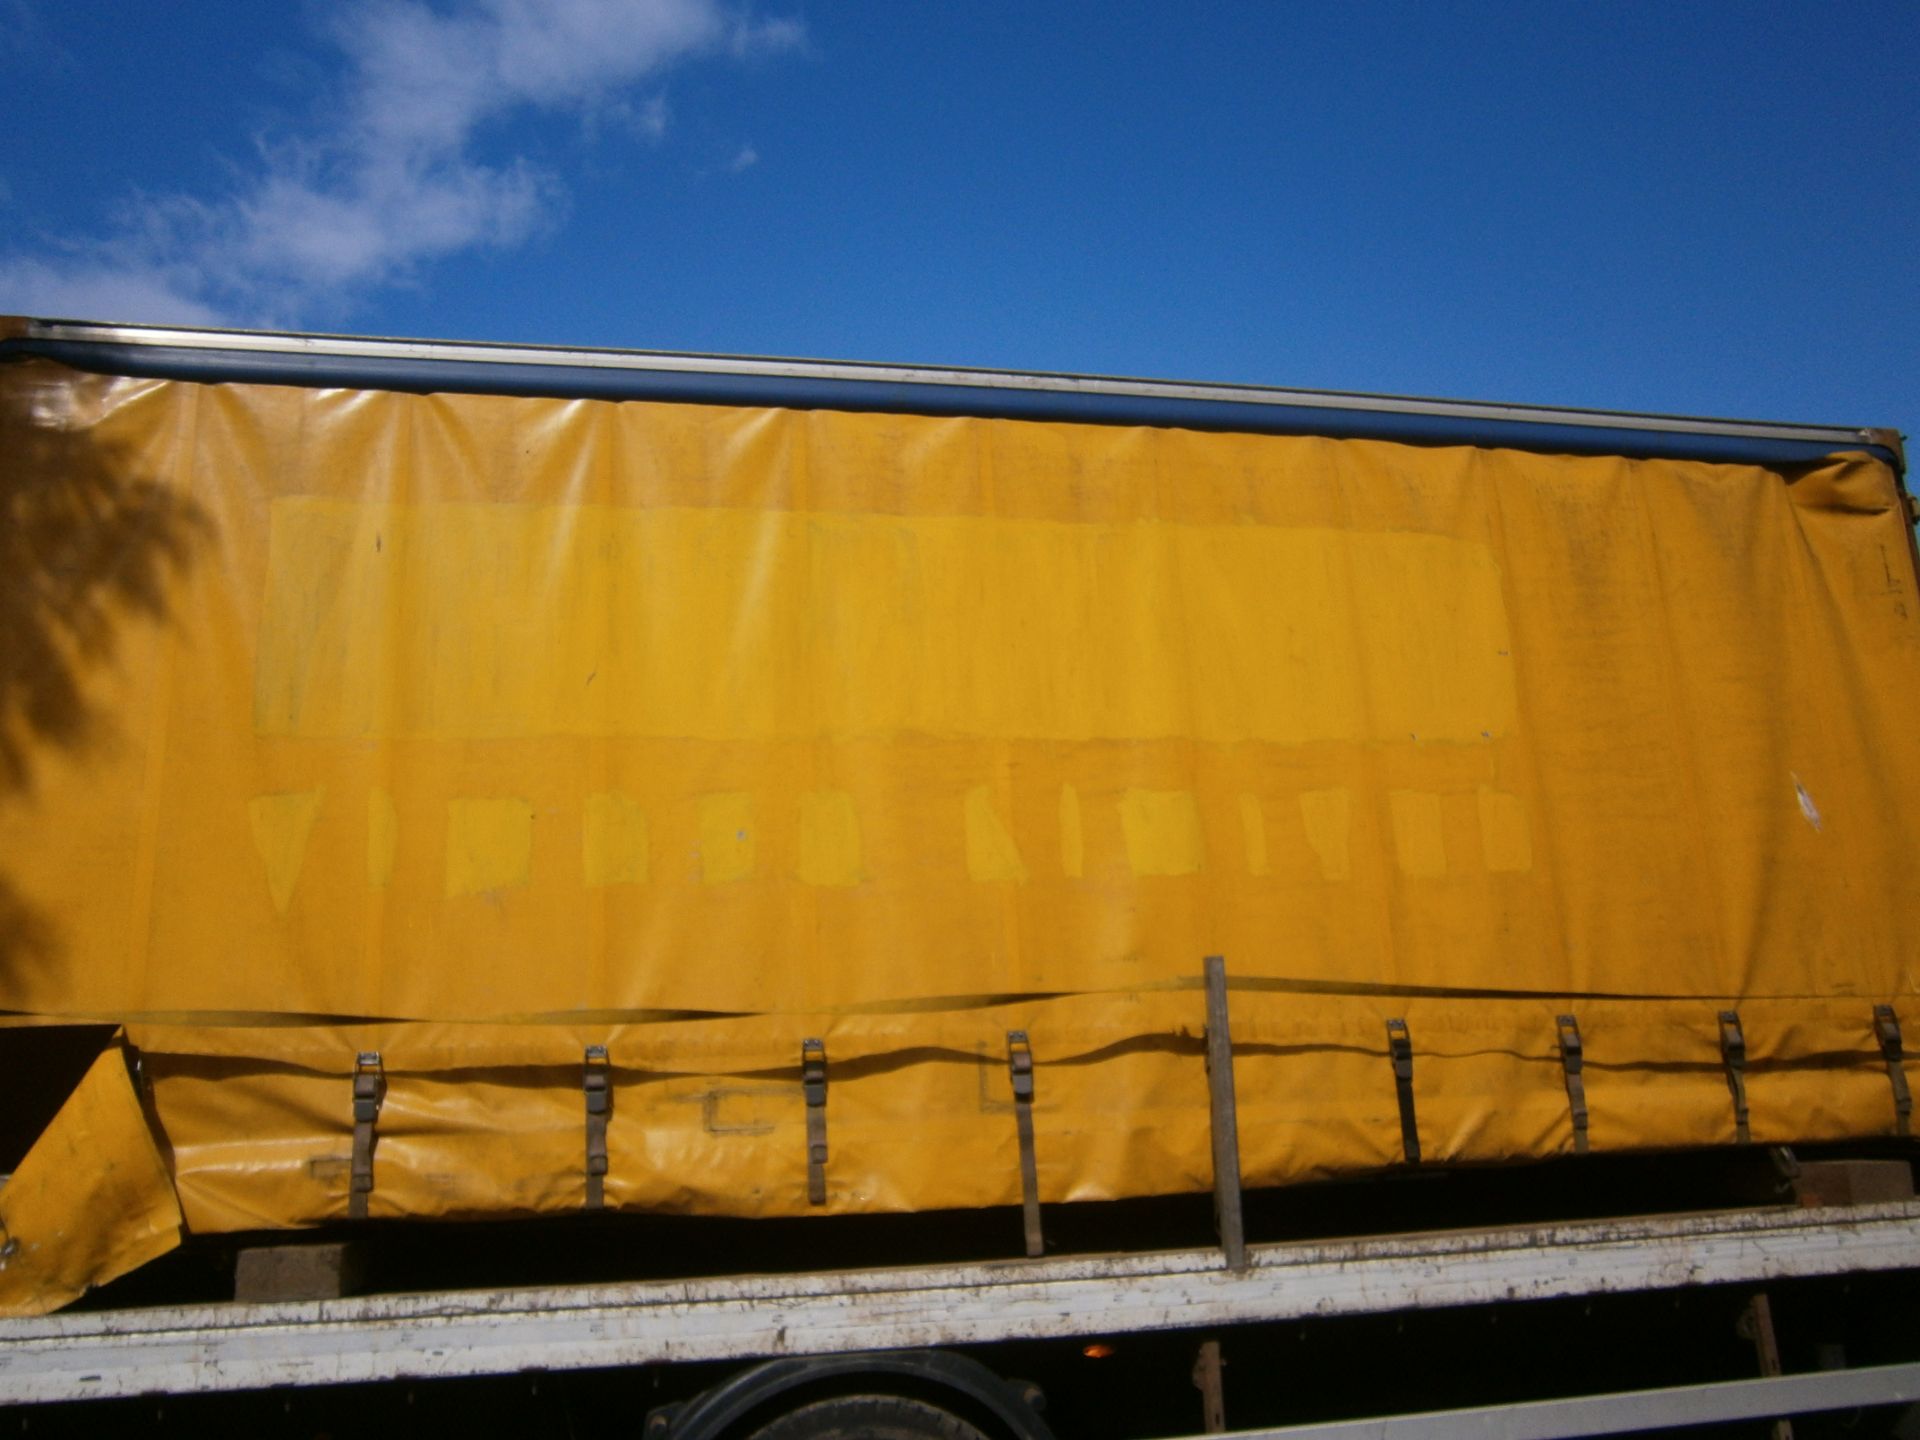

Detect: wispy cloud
635,94,674,143
0,254,226,327
729,15,806,57
0,0,802,326
728,144,760,173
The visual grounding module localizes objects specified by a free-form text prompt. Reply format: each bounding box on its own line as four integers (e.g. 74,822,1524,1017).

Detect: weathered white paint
1,1202,1915,1406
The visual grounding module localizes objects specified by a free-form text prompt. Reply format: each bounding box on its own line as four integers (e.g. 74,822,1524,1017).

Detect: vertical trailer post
1737,1293,1794,1440
1204,956,1247,1271
1192,1338,1228,1434
1007,1031,1043,1258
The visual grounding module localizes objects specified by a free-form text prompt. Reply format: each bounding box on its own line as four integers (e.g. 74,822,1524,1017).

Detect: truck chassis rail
2,1201,1917,1406
1221,1361,1920,1440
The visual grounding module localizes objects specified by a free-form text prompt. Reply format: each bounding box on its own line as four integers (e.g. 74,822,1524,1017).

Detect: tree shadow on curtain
0,369,211,1004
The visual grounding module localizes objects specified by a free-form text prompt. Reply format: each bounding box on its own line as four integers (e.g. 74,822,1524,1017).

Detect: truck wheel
743,1395,993,1440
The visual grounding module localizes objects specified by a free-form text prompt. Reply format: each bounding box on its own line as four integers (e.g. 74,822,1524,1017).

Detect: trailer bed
3,1201,1915,1406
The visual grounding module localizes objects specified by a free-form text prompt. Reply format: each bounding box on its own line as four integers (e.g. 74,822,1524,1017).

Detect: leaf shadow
0,368,212,1001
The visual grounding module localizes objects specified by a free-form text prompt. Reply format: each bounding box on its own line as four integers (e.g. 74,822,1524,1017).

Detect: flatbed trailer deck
3,1200,1916,1432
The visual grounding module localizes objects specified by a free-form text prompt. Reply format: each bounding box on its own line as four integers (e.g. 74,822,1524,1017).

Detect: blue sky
1,2,1915,426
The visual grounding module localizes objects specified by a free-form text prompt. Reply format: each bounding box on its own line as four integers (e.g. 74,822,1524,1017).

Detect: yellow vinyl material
0,356,1916,1309
0,1045,183,1316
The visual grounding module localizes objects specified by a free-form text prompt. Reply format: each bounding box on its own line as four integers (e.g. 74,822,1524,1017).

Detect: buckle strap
583,1045,611,1210
348,1052,384,1220
1875,1005,1912,1137
1008,1030,1042,1257
802,1038,828,1206
1719,1010,1750,1145
1556,1014,1589,1155
1386,1019,1420,1164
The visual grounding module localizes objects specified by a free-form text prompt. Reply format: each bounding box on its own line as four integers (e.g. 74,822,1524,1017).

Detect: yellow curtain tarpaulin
0,1043,183,1316
0,356,1916,1309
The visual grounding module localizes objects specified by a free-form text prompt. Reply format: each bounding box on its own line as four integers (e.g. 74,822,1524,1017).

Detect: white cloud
728,144,760,173
0,0,802,326
0,254,225,326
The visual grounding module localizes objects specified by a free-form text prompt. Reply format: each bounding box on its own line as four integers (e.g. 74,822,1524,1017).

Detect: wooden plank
233,1243,364,1303
1793,1159,1914,1209
1192,1338,1227,1434
1736,1292,1793,1440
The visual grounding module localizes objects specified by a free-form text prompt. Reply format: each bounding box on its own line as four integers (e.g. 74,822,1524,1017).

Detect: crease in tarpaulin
0,1035,184,1317
3,995,1906,1299
3,973,1910,1031
138,1005,1914,1230
110,991,1912,1069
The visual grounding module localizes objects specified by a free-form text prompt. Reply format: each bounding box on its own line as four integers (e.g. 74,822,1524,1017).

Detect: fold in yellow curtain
0,1044,183,1317
132,993,1907,1233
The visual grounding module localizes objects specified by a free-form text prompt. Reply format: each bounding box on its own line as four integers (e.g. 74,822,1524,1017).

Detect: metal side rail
1193,1361,1920,1440
2,1202,1917,1406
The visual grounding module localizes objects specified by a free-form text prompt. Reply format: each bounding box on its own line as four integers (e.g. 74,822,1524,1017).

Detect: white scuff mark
1793,774,1822,832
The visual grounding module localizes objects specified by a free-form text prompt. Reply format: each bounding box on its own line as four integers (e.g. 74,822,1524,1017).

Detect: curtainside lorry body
0,319,1915,1434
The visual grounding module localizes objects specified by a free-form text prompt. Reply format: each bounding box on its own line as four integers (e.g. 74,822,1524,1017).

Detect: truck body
0,319,1916,1433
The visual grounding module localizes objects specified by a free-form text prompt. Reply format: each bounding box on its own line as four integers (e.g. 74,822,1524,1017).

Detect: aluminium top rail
0,318,1902,473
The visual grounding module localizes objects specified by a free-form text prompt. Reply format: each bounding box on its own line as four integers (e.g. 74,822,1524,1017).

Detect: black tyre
743,1394,994,1440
